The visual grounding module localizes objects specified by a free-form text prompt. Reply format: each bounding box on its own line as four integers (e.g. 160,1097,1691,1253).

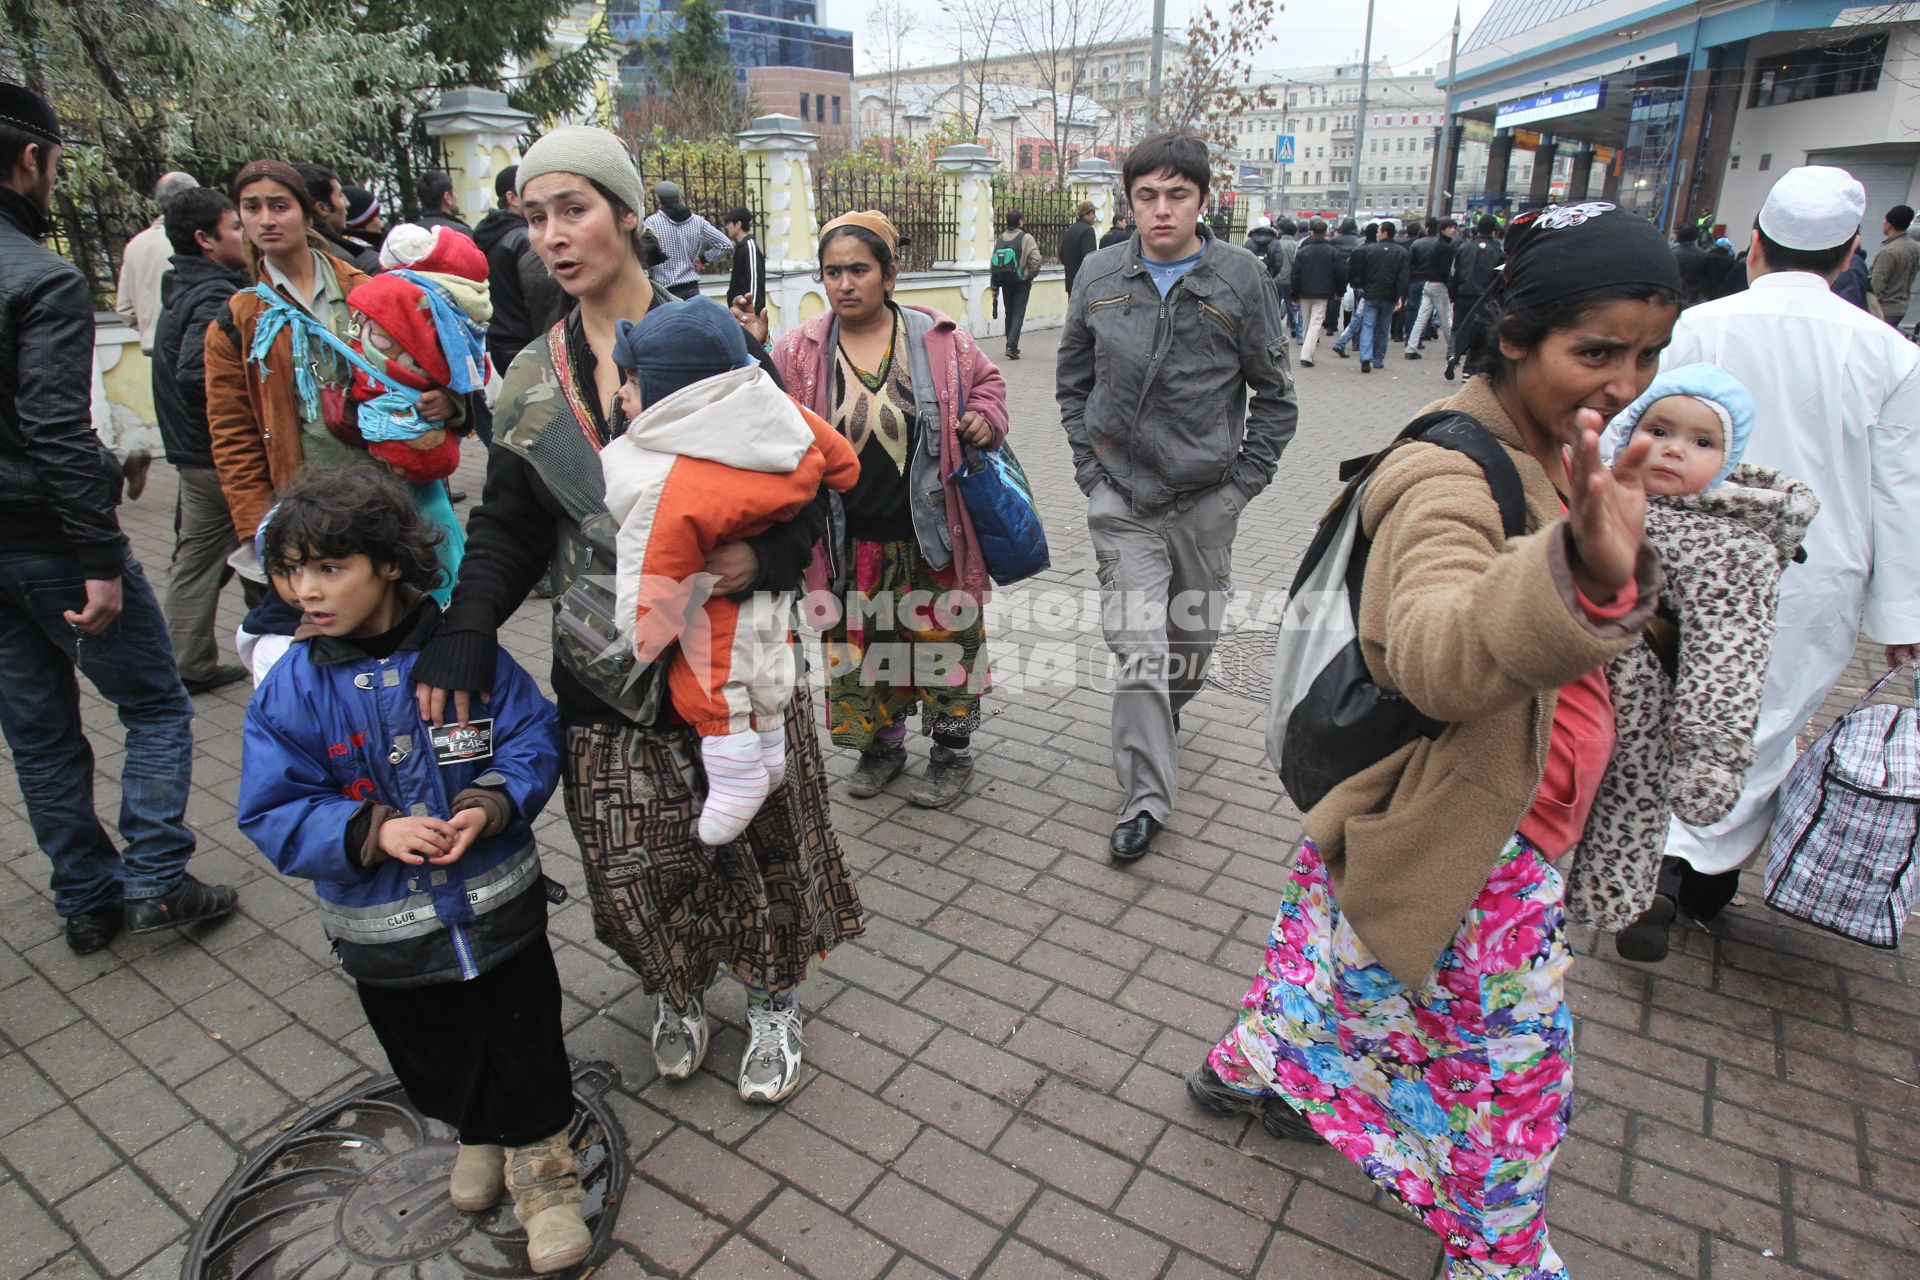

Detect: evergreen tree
619,0,757,143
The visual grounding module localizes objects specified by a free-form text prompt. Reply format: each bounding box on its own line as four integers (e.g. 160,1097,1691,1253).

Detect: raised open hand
1562,406,1648,602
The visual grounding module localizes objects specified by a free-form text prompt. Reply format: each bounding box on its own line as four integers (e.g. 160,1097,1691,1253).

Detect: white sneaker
651,994,709,1080
738,1001,804,1104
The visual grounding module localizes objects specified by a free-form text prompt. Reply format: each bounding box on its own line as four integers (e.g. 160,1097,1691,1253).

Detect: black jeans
667,280,702,302
1001,281,1032,353
358,935,575,1147
1656,855,1743,923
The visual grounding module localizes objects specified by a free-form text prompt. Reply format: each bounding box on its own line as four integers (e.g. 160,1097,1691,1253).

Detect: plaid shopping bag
1766,666,1920,948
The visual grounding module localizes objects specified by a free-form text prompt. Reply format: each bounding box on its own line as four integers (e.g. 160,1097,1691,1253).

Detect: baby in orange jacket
601,298,859,845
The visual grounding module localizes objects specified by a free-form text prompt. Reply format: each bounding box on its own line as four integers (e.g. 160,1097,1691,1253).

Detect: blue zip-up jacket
238,601,563,987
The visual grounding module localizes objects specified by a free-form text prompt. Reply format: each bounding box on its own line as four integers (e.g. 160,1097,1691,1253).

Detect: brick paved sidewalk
2,328,1916,1280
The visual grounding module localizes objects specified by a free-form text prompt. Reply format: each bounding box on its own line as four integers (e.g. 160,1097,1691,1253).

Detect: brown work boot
505,1128,590,1274
447,1142,504,1211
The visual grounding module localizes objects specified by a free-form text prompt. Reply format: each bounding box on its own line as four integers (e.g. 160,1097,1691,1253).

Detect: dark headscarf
1499,202,1681,315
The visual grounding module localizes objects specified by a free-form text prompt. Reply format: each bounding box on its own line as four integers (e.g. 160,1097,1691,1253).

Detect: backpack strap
1413,412,1528,540
1335,410,1526,538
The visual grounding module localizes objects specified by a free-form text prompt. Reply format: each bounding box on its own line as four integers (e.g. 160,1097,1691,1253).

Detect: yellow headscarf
819,210,901,257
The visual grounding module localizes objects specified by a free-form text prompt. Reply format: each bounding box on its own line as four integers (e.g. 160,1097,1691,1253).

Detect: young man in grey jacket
1057,130,1298,862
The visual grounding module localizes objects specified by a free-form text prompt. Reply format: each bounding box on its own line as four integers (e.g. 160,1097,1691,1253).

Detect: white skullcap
1757,165,1865,252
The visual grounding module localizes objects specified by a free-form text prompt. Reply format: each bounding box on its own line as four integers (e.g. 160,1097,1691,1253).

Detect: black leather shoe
66,906,122,954
1614,894,1675,963
182,664,247,695
125,874,237,936
1109,812,1160,862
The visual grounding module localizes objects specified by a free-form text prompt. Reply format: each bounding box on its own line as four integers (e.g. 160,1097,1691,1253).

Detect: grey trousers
165,466,238,682
1087,481,1242,823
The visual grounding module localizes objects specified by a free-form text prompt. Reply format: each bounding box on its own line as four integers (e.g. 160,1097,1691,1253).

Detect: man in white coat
1617,166,1920,962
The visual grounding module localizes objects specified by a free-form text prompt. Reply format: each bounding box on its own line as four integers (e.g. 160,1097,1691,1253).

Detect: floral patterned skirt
1210,837,1574,1280
820,536,989,752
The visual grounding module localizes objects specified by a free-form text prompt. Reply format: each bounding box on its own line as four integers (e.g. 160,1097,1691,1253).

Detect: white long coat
1662,270,1920,873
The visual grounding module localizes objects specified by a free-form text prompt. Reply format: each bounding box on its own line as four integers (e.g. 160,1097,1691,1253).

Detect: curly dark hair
262,468,445,592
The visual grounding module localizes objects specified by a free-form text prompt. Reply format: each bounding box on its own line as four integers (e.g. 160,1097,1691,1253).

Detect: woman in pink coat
768,211,1009,809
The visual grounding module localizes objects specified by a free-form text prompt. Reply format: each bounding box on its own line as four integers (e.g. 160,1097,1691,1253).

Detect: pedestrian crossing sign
1276,135,1296,164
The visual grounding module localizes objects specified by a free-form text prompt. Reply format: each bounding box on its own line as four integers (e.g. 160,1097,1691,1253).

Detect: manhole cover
1207,629,1275,701
185,1061,627,1279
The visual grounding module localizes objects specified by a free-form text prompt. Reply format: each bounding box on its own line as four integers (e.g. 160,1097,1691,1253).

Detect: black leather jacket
0,189,127,578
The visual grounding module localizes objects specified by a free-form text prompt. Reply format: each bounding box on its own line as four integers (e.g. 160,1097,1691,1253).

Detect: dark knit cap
342,183,380,228
1500,201,1681,314
0,83,61,146
612,297,753,407
232,159,315,222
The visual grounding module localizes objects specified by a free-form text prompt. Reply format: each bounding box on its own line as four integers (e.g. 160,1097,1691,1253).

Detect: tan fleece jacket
1301,375,1663,987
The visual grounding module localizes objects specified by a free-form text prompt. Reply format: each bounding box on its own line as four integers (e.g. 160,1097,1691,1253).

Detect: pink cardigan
772,304,1010,602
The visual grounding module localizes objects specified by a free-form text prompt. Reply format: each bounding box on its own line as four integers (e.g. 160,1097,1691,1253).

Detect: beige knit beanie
515,127,646,218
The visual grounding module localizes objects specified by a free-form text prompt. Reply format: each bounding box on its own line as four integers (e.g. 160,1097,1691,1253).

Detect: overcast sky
822,0,1500,79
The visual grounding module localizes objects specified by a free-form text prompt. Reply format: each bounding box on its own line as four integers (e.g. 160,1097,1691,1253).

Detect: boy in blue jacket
236,469,589,1274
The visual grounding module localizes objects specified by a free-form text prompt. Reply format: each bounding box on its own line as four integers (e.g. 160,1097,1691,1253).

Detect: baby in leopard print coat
1567,364,1818,933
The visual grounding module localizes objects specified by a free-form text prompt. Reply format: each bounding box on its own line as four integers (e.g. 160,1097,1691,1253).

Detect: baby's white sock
757,723,789,791
698,729,770,846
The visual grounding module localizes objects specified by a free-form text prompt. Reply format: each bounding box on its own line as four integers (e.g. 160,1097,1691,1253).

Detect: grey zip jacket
1056,226,1298,511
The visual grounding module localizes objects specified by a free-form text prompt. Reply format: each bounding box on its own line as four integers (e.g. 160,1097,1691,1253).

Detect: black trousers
667,280,702,301
357,936,575,1147
1656,855,1743,923
1001,281,1032,354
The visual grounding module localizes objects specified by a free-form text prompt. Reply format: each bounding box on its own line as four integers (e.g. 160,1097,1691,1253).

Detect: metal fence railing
990,176,1082,266
49,188,149,312
811,168,957,273
632,149,768,278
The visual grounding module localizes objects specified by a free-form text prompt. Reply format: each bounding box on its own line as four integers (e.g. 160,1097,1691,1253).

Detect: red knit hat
409,224,488,280
347,275,450,387
378,222,489,281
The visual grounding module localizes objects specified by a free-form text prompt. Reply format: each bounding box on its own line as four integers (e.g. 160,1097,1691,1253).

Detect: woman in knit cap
770,211,1009,808
411,126,861,1110
1191,202,1681,1280
204,159,462,570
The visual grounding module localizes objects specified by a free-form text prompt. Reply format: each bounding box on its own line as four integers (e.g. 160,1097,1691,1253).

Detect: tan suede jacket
1301,375,1662,988
204,249,370,543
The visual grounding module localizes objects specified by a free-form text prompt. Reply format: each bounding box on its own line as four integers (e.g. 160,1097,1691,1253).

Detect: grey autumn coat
1056,226,1297,512
1567,465,1820,930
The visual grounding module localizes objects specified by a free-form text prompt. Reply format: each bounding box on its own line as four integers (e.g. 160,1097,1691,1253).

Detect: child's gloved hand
378,814,457,865
432,808,490,866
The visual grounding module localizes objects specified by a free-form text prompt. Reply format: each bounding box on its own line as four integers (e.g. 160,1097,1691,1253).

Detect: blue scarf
245,284,427,442
388,269,488,395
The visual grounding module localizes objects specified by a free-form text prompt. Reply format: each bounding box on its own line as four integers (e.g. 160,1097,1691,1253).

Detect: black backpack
1266,411,1528,811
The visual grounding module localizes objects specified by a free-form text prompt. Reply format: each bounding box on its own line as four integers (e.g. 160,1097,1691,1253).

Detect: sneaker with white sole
738,1001,804,1103
652,994,709,1080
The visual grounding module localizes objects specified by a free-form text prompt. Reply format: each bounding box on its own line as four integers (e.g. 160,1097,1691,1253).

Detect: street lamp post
1349,0,1377,215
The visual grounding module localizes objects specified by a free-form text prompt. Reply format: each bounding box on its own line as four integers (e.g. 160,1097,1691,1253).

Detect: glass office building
609,0,854,90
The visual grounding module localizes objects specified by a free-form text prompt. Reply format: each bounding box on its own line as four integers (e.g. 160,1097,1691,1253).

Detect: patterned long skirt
1209,837,1575,1280
562,680,864,1010
820,536,989,751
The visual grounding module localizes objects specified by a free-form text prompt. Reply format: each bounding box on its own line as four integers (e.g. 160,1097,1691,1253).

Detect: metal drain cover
1206,629,1276,701
185,1061,627,1279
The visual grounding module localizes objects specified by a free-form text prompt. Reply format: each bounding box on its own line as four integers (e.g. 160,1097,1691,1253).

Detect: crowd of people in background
5,67,1919,1279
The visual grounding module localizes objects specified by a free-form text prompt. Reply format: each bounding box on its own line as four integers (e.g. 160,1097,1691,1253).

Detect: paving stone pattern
1,329,1915,1280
